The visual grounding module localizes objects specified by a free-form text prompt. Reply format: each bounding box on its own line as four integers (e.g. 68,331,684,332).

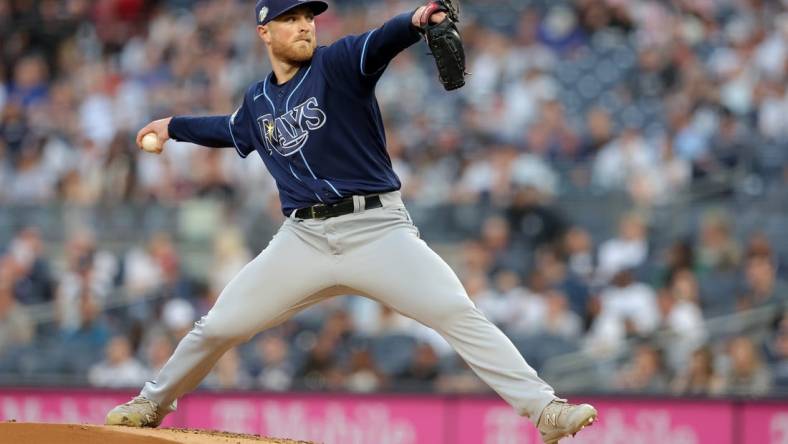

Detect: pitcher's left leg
341,226,556,422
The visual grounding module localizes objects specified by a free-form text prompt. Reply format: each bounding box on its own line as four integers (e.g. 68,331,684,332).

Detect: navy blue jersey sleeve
168,85,257,158
320,12,422,93
168,115,233,148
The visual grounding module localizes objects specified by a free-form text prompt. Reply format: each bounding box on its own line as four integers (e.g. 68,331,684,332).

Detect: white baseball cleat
536,400,597,444
105,396,163,428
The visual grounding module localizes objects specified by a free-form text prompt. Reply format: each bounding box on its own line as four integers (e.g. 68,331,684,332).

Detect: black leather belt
294,195,382,219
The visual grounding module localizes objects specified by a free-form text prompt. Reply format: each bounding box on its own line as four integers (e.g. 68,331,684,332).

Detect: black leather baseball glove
417,0,467,91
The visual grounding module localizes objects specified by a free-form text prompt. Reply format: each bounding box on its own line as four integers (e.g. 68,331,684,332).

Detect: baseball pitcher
106,1,596,442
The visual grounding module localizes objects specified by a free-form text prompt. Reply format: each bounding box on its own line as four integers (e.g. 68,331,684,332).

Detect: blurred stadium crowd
1,0,787,396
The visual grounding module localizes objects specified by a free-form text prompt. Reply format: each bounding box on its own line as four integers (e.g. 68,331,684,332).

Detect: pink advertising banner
181,393,447,444
0,389,785,444
0,390,178,428
454,397,735,444
741,402,788,444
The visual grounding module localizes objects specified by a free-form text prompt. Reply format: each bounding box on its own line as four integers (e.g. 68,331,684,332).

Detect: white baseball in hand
141,132,162,153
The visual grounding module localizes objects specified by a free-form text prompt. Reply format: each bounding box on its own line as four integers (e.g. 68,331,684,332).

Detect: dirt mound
0,422,313,444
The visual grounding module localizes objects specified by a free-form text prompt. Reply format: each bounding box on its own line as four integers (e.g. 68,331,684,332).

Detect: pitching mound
0,422,313,444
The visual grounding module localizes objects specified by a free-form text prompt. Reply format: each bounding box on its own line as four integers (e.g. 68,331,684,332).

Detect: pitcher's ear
257,25,271,44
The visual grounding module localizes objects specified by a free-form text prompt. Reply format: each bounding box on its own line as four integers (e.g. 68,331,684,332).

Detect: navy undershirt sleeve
362,12,423,74
168,115,233,148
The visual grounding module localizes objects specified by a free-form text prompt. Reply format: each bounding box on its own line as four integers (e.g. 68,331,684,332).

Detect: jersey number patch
257,97,327,157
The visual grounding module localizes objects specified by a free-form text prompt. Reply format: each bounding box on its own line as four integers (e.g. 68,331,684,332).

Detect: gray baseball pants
140,191,557,423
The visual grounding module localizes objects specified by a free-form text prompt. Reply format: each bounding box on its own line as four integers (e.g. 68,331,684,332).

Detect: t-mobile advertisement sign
183,394,447,444
454,398,735,444
0,390,785,444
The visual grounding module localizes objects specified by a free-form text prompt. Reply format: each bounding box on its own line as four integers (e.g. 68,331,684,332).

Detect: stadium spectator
88,335,147,388
657,280,707,372
60,229,117,299
477,215,523,276
585,269,659,356
769,311,788,389
455,146,516,204
595,212,649,284
464,271,507,326
142,333,175,379
8,55,49,109
99,131,138,203
203,348,253,390
298,317,349,391
161,298,196,341
504,185,567,251
614,343,669,393
628,136,691,207
578,107,614,162
8,137,57,203
0,266,33,357
58,286,111,370
561,226,595,284
739,254,788,312
656,240,696,288
591,129,656,197
398,342,441,390
522,100,581,163
671,345,724,396
538,5,586,53
56,255,114,332
506,270,549,337
459,239,493,277
700,108,751,180
6,227,53,305
533,247,590,320
363,304,451,358
252,334,294,392
122,232,173,301
696,211,741,274
542,289,583,340
344,348,387,393
719,336,772,396
210,228,251,293
501,66,557,142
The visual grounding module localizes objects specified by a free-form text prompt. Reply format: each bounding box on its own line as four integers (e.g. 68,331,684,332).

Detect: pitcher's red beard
272,39,316,64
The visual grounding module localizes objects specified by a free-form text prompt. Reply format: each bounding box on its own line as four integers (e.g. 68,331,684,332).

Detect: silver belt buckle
310,204,326,219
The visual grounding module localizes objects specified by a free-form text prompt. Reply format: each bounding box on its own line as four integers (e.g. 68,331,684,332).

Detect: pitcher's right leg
107,223,334,426
341,225,558,421
339,222,597,442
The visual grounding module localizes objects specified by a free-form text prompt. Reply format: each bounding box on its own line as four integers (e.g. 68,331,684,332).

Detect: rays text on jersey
257,97,327,157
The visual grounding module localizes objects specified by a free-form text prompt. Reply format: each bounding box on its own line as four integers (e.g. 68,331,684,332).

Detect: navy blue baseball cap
256,0,329,25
